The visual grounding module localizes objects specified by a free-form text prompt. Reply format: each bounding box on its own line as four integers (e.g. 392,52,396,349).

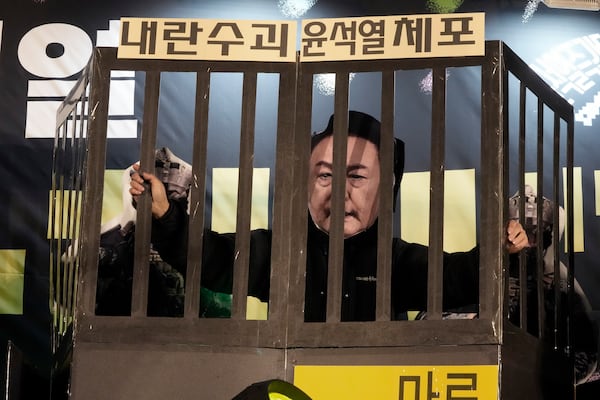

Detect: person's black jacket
150,198,481,322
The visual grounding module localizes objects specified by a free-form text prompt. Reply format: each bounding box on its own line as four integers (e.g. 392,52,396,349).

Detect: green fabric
200,287,232,318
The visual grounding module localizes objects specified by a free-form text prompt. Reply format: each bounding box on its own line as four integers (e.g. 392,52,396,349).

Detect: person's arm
129,164,271,303
392,220,529,313
441,246,480,310
151,199,190,274
505,219,529,254
129,163,170,219
129,163,188,273
390,240,479,312
443,220,529,309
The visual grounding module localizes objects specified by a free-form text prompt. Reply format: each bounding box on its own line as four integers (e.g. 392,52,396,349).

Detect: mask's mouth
312,208,364,236
312,215,370,239
323,208,357,219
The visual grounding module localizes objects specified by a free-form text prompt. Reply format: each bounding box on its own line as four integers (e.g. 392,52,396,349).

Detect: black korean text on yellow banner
118,18,297,62
118,13,485,62
300,13,485,61
293,364,498,399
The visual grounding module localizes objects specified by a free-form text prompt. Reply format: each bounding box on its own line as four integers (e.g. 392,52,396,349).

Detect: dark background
1,0,599,397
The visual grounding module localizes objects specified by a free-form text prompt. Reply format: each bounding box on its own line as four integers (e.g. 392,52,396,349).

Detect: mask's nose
345,178,352,200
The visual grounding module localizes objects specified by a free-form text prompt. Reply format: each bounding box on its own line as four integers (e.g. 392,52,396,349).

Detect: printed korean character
532,39,595,96
301,21,327,57
392,16,433,53
562,39,600,95
121,20,159,55
21,23,92,139
531,35,600,126
163,21,203,56
438,16,476,46
358,19,385,55
330,20,358,56
249,23,291,58
446,373,477,397
207,22,245,56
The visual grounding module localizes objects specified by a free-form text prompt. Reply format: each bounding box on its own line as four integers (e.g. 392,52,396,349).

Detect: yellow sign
118,18,297,62
118,13,485,62
300,13,485,61
294,365,498,399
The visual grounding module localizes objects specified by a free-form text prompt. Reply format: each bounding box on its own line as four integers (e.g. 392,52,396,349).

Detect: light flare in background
314,73,356,96
523,0,542,23
419,71,434,94
419,70,451,94
277,0,317,18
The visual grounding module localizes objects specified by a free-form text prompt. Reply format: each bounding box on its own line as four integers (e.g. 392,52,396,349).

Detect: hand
128,163,170,219
505,219,529,254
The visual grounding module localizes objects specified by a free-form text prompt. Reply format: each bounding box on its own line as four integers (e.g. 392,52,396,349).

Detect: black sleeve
391,240,480,312
441,246,480,310
151,199,189,275
151,200,271,301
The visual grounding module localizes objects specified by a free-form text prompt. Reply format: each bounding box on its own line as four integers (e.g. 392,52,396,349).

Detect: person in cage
128,110,529,321
96,148,190,317
507,186,599,384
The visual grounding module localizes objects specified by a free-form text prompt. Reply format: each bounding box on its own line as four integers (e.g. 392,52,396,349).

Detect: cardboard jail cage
49,40,576,399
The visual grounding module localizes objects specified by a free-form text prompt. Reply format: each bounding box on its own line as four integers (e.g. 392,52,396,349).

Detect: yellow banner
118,13,485,62
300,12,485,61
118,18,297,62
294,365,498,399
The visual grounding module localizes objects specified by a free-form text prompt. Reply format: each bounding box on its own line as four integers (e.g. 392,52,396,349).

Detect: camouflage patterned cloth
95,222,186,317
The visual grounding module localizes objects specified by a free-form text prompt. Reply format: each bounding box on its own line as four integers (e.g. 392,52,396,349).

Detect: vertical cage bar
536,98,545,339
131,71,160,317
268,65,297,324
231,71,258,320
326,72,350,323
70,93,88,325
518,82,528,332
62,103,78,333
376,69,395,321
50,114,66,348
479,41,505,324
552,113,561,349
184,69,211,319
565,114,575,361
501,54,511,325
289,64,312,325
427,66,446,319
77,48,110,317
